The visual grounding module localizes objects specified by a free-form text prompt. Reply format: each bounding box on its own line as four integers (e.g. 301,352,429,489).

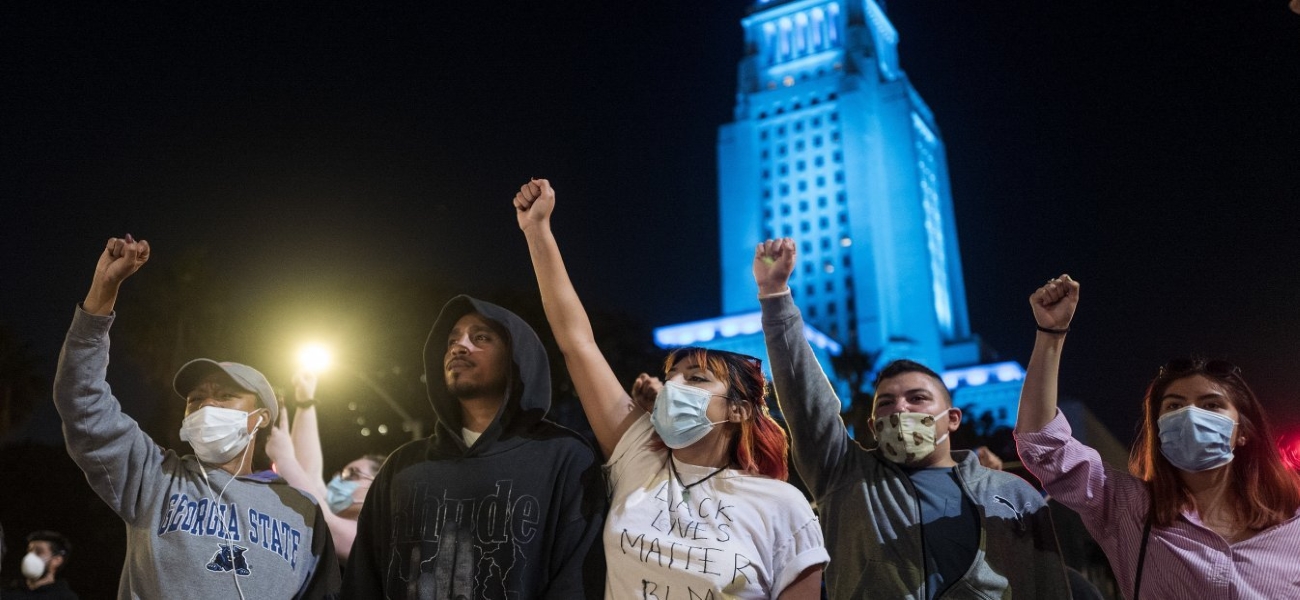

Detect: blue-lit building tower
655,0,1029,424
720,0,979,370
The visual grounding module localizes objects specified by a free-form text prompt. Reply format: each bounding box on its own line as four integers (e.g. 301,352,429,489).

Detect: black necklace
667,450,729,503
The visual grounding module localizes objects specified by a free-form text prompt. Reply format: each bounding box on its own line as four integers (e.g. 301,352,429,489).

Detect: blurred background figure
266,369,384,564
3,530,79,599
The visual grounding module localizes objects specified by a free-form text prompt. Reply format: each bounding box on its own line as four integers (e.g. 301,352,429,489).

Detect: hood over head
423,295,551,456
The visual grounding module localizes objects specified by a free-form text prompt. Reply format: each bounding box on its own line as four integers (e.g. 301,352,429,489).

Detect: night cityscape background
2,1,1298,595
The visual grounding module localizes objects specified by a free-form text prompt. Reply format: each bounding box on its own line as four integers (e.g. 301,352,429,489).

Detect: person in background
265,369,384,564
3,531,79,600
1015,274,1300,598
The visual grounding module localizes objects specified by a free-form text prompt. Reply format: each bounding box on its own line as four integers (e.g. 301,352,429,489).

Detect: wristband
1036,325,1070,335
294,399,319,408
757,287,792,300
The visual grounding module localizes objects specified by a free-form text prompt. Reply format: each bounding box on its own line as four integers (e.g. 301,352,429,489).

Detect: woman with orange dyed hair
514,178,828,600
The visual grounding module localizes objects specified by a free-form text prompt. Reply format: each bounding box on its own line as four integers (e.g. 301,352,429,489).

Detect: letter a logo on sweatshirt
206,544,252,576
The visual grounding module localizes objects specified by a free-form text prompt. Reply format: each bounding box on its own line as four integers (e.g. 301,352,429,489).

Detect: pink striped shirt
1015,411,1300,600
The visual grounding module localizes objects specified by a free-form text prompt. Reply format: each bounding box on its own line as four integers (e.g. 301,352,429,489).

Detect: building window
798,200,809,212
779,184,790,196
833,150,842,163
779,164,789,176
815,156,825,167
801,221,811,233
797,180,807,192
795,140,805,152
834,170,845,183
781,204,792,216
816,176,826,187
818,195,828,208
819,216,829,229
760,130,769,141
821,237,831,250
783,224,793,236
805,284,815,297
812,116,822,128
796,160,806,172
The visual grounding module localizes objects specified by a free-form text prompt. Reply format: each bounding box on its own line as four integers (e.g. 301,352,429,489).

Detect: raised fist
514,178,556,231
96,234,151,286
1029,274,1079,332
753,238,797,297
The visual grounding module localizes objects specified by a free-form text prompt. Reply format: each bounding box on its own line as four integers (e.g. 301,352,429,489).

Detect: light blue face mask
326,476,361,514
650,381,729,449
1158,405,1237,472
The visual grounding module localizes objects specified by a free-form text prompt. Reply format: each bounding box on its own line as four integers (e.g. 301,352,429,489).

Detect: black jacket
342,296,605,600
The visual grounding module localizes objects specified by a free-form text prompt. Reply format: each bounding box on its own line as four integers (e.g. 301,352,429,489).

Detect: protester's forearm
1017,332,1067,433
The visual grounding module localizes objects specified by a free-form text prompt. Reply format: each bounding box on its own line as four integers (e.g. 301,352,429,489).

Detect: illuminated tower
719,0,979,370
657,0,1029,423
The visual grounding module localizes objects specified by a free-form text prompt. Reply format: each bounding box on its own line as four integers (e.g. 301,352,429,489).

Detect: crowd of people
4,178,1297,599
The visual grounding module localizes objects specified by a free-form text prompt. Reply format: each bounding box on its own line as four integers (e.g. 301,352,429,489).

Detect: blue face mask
326,476,361,514
1158,406,1237,472
650,381,730,449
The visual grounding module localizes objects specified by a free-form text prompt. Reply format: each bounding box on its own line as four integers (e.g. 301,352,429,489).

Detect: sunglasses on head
1157,358,1241,379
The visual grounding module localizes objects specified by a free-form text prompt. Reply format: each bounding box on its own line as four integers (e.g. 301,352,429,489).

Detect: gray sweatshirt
52,307,340,599
761,295,1071,599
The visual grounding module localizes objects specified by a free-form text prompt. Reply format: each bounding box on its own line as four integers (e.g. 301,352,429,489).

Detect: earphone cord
198,423,259,600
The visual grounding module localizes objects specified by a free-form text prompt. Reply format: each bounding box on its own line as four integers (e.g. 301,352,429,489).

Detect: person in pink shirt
1013,275,1300,599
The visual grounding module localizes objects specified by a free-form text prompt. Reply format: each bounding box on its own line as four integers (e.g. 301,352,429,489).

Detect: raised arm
289,370,325,481
515,179,639,458
756,238,854,495
83,234,151,316
1016,274,1079,433
54,235,163,522
266,407,358,561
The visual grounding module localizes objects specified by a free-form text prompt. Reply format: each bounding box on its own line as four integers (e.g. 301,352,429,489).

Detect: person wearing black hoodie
341,296,606,599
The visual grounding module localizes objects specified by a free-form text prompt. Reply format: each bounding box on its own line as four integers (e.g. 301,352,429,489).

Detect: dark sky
4,0,1300,452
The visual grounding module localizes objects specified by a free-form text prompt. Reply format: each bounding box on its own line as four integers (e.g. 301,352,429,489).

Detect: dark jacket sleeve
761,293,856,499
296,505,343,599
541,441,607,600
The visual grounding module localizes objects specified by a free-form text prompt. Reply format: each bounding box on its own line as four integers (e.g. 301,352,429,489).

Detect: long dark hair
1129,358,1300,528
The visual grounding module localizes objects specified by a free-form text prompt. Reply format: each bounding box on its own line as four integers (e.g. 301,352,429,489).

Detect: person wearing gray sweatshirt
52,234,340,599
754,238,1071,599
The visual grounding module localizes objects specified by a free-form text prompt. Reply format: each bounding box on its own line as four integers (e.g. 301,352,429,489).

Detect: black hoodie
342,296,605,599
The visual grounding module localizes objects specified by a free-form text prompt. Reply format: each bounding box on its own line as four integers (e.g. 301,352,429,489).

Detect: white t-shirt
604,415,829,599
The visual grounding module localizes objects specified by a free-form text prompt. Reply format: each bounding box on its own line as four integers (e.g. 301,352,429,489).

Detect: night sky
4,0,1300,461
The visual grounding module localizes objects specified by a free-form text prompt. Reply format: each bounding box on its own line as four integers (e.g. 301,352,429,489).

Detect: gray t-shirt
908,466,980,600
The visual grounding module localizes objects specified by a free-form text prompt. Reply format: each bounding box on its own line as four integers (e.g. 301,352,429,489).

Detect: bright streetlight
294,343,423,441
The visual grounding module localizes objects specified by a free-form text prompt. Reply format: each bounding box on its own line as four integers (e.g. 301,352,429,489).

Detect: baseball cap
173,359,278,423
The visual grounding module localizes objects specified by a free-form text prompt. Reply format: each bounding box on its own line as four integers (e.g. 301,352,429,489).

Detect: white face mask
874,411,951,464
180,406,259,465
21,552,48,581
